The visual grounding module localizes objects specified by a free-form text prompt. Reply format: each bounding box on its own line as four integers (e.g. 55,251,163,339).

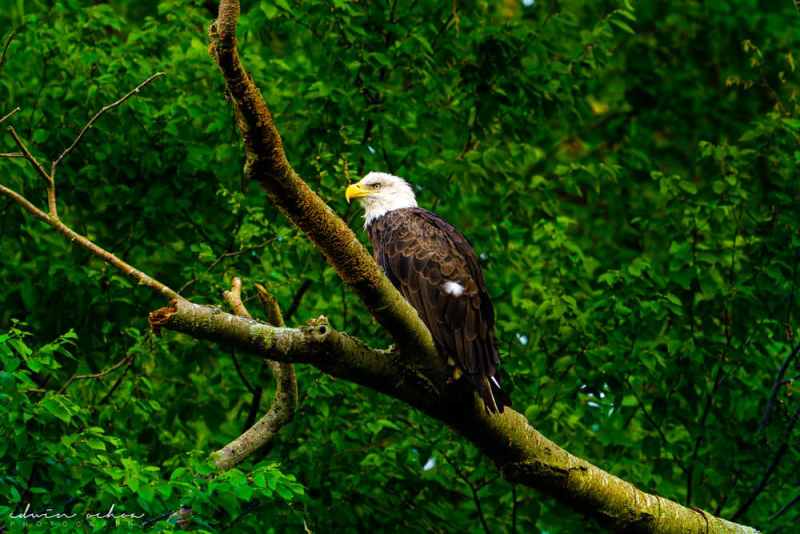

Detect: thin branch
51,72,165,172
771,492,800,522
224,277,251,318
224,278,259,395
255,282,293,388
0,30,15,71
626,378,688,475
6,126,53,186
208,279,297,472
221,499,260,532
0,107,20,126
0,183,179,299
0,183,51,225
231,349,257,395
438,452,490,534
540,0,559,30
206,237,282,272
466,474,491,534
6,124,57,216
96,353,136,407
255,283,284,327
731,408,800,521
284,279,312,323
759,342,800,433
785,253,798,340
242,387,264,432
58,353,134,395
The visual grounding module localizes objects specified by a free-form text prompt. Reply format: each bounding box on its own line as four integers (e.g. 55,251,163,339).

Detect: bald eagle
346,172,510,414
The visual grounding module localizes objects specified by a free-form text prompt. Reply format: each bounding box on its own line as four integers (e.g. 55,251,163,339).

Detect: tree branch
731,407,800,522
51,72,165,172
758,342,800,433
207,1,440,378
199,2,762,532
57,353,135,395
0,182,178,299
211,279,298,471
150,298,759,534
0,73,178,299
284,278,312,323
0,107,20,126
0,30,15,71
0,4,765,532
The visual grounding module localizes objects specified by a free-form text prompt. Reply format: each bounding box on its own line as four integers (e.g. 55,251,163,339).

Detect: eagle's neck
362,193,417,229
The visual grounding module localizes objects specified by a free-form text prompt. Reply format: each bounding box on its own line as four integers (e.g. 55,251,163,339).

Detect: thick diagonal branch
151,299,758,534
203,3,762,532
149,299,432,404
207,1,439,378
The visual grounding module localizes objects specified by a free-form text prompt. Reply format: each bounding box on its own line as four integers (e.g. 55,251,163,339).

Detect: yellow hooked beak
345,183,374,204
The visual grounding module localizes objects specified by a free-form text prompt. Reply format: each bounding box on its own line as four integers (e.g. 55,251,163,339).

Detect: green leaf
275,484,294,500
781,118,800,131
678,181,698,195
609,18,635,34
86,439,107,451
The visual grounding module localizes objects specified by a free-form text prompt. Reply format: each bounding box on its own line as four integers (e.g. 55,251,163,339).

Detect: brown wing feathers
367,208,511,413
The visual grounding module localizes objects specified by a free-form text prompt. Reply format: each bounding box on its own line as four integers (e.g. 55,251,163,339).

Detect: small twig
141,508,181,529
206,237,282,273
759,342,800,433
221,500,260,532
223,278,260,394
0,30,15,71
52,71,165,172
540,0,559,29
732,407,800,521
224,277,251,318
6,126,53,186
0,183,50,224
95,350,137,408
0,183,179,299
58,353,134,395
446,458,491,534
6,124,57,216
391,148,414,174
242,387,264,432
255,284,286,378
0,107,20,126
284,279,312,323
231,349,257,395
625,377,689,474
430,12,455,50
255,283,284,327
771,492,800,522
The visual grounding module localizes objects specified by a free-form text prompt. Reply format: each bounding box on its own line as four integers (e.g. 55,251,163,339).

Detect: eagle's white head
345,172,418,228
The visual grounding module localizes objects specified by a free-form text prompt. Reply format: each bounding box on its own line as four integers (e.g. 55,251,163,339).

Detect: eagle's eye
371,183,381,190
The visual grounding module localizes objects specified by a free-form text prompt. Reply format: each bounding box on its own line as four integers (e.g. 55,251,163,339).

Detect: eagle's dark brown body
367,207,510,413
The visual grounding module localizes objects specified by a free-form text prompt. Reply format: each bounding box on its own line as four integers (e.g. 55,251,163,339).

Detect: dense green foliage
1,0,799,532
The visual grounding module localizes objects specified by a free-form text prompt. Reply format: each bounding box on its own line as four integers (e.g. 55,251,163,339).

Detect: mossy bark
200,1,762,532
152,299,759,534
